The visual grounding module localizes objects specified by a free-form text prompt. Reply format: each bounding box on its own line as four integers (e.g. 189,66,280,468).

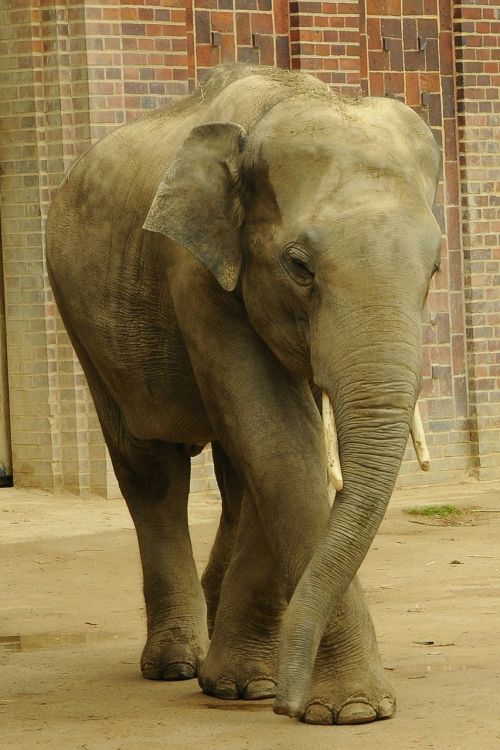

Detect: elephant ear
143,122,247,292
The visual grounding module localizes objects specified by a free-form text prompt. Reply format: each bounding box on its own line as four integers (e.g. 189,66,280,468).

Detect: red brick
405,71,420,105
122,23,146,36
196,43,219,67
359,35,368,76
220,33,236,62
313,15,337,27
275,34,290,68
322,30,340,41
338,57,358,70
368,50,390,71
402,0,423,13
171,10,186,23
250,13,274,34
295,29,323,41
384,71,404,93
236,13,251,45
259,33,275,65
425,38,440,70
290,14,313,27
367,0,387,13
195,10,210,44
294,2,322,11
273,0,289,34
381,18,401,39
211,11,234,33
338,2,358,13
367,17,382,50
387,0,401,14
138,8,154,21
324,15,347,29
322,57,340,70
420,71,440,91
369,71,384,95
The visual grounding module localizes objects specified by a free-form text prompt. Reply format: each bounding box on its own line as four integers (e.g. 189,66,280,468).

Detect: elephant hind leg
201,442,242,636
69,342,208,681
111,436,208,681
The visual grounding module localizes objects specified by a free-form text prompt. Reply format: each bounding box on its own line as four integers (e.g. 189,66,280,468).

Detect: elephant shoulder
55,111,189,222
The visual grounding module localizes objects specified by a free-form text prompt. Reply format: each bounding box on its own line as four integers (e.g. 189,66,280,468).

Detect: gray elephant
46,63,441,725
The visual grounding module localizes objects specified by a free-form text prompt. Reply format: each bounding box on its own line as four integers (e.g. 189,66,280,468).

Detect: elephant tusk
322,392,343,499
411,403,430,472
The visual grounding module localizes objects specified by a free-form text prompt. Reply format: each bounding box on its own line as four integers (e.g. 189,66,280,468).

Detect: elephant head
143,93,441,713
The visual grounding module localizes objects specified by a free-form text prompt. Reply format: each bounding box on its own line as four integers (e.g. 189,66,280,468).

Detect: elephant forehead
252,147,430,235
250,98,438,196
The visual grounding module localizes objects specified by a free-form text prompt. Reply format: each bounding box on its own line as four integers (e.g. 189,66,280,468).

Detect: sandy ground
1,480,500,750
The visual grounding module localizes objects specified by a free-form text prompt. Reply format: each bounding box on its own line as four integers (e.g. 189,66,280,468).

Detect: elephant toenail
242,678,276,700
141,662,161,680
336,701,377,725
378,697,396,719
304,703,334,725
214,679,239,700
162,662,196,680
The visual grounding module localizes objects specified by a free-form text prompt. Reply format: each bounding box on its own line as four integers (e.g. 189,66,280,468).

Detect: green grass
404,504,461,519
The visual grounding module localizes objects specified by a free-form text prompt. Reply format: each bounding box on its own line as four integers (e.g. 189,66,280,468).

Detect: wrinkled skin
46,63,441,725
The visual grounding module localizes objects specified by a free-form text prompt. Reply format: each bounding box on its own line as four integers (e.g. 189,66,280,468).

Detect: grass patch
404,504,461,519
403,504,480,527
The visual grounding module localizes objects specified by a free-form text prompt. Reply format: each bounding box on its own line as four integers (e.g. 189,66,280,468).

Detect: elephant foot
274,654,395,725
301,667,395,725
199,594,281,700
199,654,277,700
140,634,206,681
274,578,396,725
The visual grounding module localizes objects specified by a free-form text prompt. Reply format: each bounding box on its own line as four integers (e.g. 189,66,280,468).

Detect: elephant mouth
321,392,429,507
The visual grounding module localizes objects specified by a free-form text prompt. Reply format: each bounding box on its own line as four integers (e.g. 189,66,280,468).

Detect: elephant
46,63,441,726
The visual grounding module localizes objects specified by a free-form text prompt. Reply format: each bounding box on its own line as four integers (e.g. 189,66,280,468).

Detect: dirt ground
1,479,500,750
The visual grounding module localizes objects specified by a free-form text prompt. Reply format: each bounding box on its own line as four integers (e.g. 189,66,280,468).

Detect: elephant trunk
275,309,421,716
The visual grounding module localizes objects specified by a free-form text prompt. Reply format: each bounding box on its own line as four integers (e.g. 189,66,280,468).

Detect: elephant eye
281,245,315,287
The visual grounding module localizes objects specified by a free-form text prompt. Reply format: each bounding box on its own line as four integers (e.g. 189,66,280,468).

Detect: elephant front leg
280,577,396,725
199,491,286,700
174,287,395,714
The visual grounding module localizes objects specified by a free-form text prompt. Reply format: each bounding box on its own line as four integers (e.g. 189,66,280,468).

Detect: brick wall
0,1,192,495
347,0,472,487
454,1,500,481
193,0,290,78
0,1,498,496
0,3,73,491
289,1,361,94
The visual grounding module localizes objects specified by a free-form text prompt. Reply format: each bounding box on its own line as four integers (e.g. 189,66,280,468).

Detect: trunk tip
273,697,303,719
